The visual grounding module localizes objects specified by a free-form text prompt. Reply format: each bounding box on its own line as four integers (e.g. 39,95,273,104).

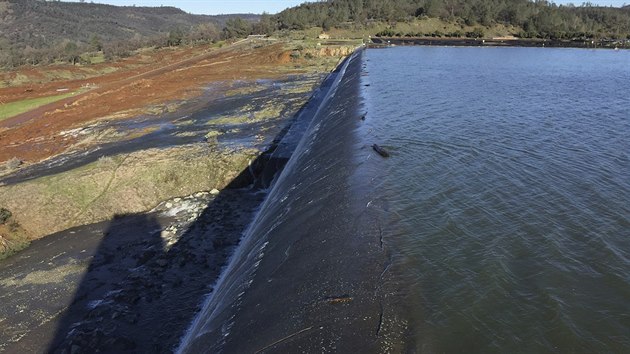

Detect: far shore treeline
276,0,630,39
2,0,630,69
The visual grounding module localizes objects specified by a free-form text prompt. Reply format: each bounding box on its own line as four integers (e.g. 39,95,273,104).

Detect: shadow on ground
44,143,286,353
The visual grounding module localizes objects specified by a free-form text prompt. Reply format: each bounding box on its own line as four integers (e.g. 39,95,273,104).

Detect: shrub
9,220,20,232
6,157,22,170
466,28,485,38
0,208,11,225
375,29,396,37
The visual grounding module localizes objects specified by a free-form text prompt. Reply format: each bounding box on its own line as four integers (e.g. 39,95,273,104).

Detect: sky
63,0,309,15
63,0,628,15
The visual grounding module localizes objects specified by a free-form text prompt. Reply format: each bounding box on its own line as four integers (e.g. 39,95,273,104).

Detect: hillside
0,0,258,67
273,0,630,40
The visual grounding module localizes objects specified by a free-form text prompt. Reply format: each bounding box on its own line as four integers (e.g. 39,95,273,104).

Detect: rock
210,188,220,195
165,202,173,209
123,312,139,324
70,345,81,354
174,198,182,202
105,336,137,351
137,250,156,265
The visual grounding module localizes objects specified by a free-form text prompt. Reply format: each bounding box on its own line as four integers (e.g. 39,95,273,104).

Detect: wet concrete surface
178,49,411,353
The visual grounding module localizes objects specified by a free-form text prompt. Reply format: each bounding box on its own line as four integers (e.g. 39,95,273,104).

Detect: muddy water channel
0,74,325,185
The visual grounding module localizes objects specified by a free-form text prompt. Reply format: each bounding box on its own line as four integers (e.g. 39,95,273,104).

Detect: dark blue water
362,47,630,352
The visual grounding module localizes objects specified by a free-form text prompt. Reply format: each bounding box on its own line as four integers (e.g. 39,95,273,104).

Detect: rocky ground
0,186,267,353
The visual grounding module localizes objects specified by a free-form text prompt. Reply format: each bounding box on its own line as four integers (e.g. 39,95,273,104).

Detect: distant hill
273,0,630,40
0,0,258,50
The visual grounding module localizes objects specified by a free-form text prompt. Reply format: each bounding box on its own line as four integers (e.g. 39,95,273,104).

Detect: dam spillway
177,49,408,352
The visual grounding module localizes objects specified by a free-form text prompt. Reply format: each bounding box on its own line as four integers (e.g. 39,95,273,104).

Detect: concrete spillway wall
177,48,409,353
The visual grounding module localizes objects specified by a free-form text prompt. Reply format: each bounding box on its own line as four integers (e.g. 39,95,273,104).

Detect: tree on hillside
188,23,221,43
63,41,81,65
167,28,184,46
252,12,275,35
90,34,103,52
223,17,252,39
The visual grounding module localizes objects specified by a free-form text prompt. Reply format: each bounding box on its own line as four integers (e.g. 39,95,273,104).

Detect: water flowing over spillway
178,49,408,352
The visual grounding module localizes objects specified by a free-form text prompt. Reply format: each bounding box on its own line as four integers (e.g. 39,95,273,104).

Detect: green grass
80,52,106,65
0,92,75,121
89,52,106,64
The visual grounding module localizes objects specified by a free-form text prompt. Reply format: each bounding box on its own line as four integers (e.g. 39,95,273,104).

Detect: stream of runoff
362,46,630,352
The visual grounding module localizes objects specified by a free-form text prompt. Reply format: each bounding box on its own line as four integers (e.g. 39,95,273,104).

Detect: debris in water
372,144,390,158
324,294,354,305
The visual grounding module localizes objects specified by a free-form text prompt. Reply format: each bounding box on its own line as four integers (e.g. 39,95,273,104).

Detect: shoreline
369,37,628,49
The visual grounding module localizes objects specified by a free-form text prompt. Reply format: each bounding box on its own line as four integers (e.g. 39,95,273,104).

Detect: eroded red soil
0,42,301,164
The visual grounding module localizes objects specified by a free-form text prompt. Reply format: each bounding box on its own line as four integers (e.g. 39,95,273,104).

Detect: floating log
372,144,390,158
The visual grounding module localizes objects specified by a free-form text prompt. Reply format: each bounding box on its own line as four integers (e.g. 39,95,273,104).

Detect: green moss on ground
0,213,30,260
0,92,76,121
0,144,259,240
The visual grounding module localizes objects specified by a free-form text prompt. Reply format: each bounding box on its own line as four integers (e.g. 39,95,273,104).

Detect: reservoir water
362,46,630,352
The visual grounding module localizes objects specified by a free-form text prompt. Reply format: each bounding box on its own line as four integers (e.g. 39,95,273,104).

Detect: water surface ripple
362,46,630,352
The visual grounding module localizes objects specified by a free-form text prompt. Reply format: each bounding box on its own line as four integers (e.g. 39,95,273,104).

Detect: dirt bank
0,40,343,165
